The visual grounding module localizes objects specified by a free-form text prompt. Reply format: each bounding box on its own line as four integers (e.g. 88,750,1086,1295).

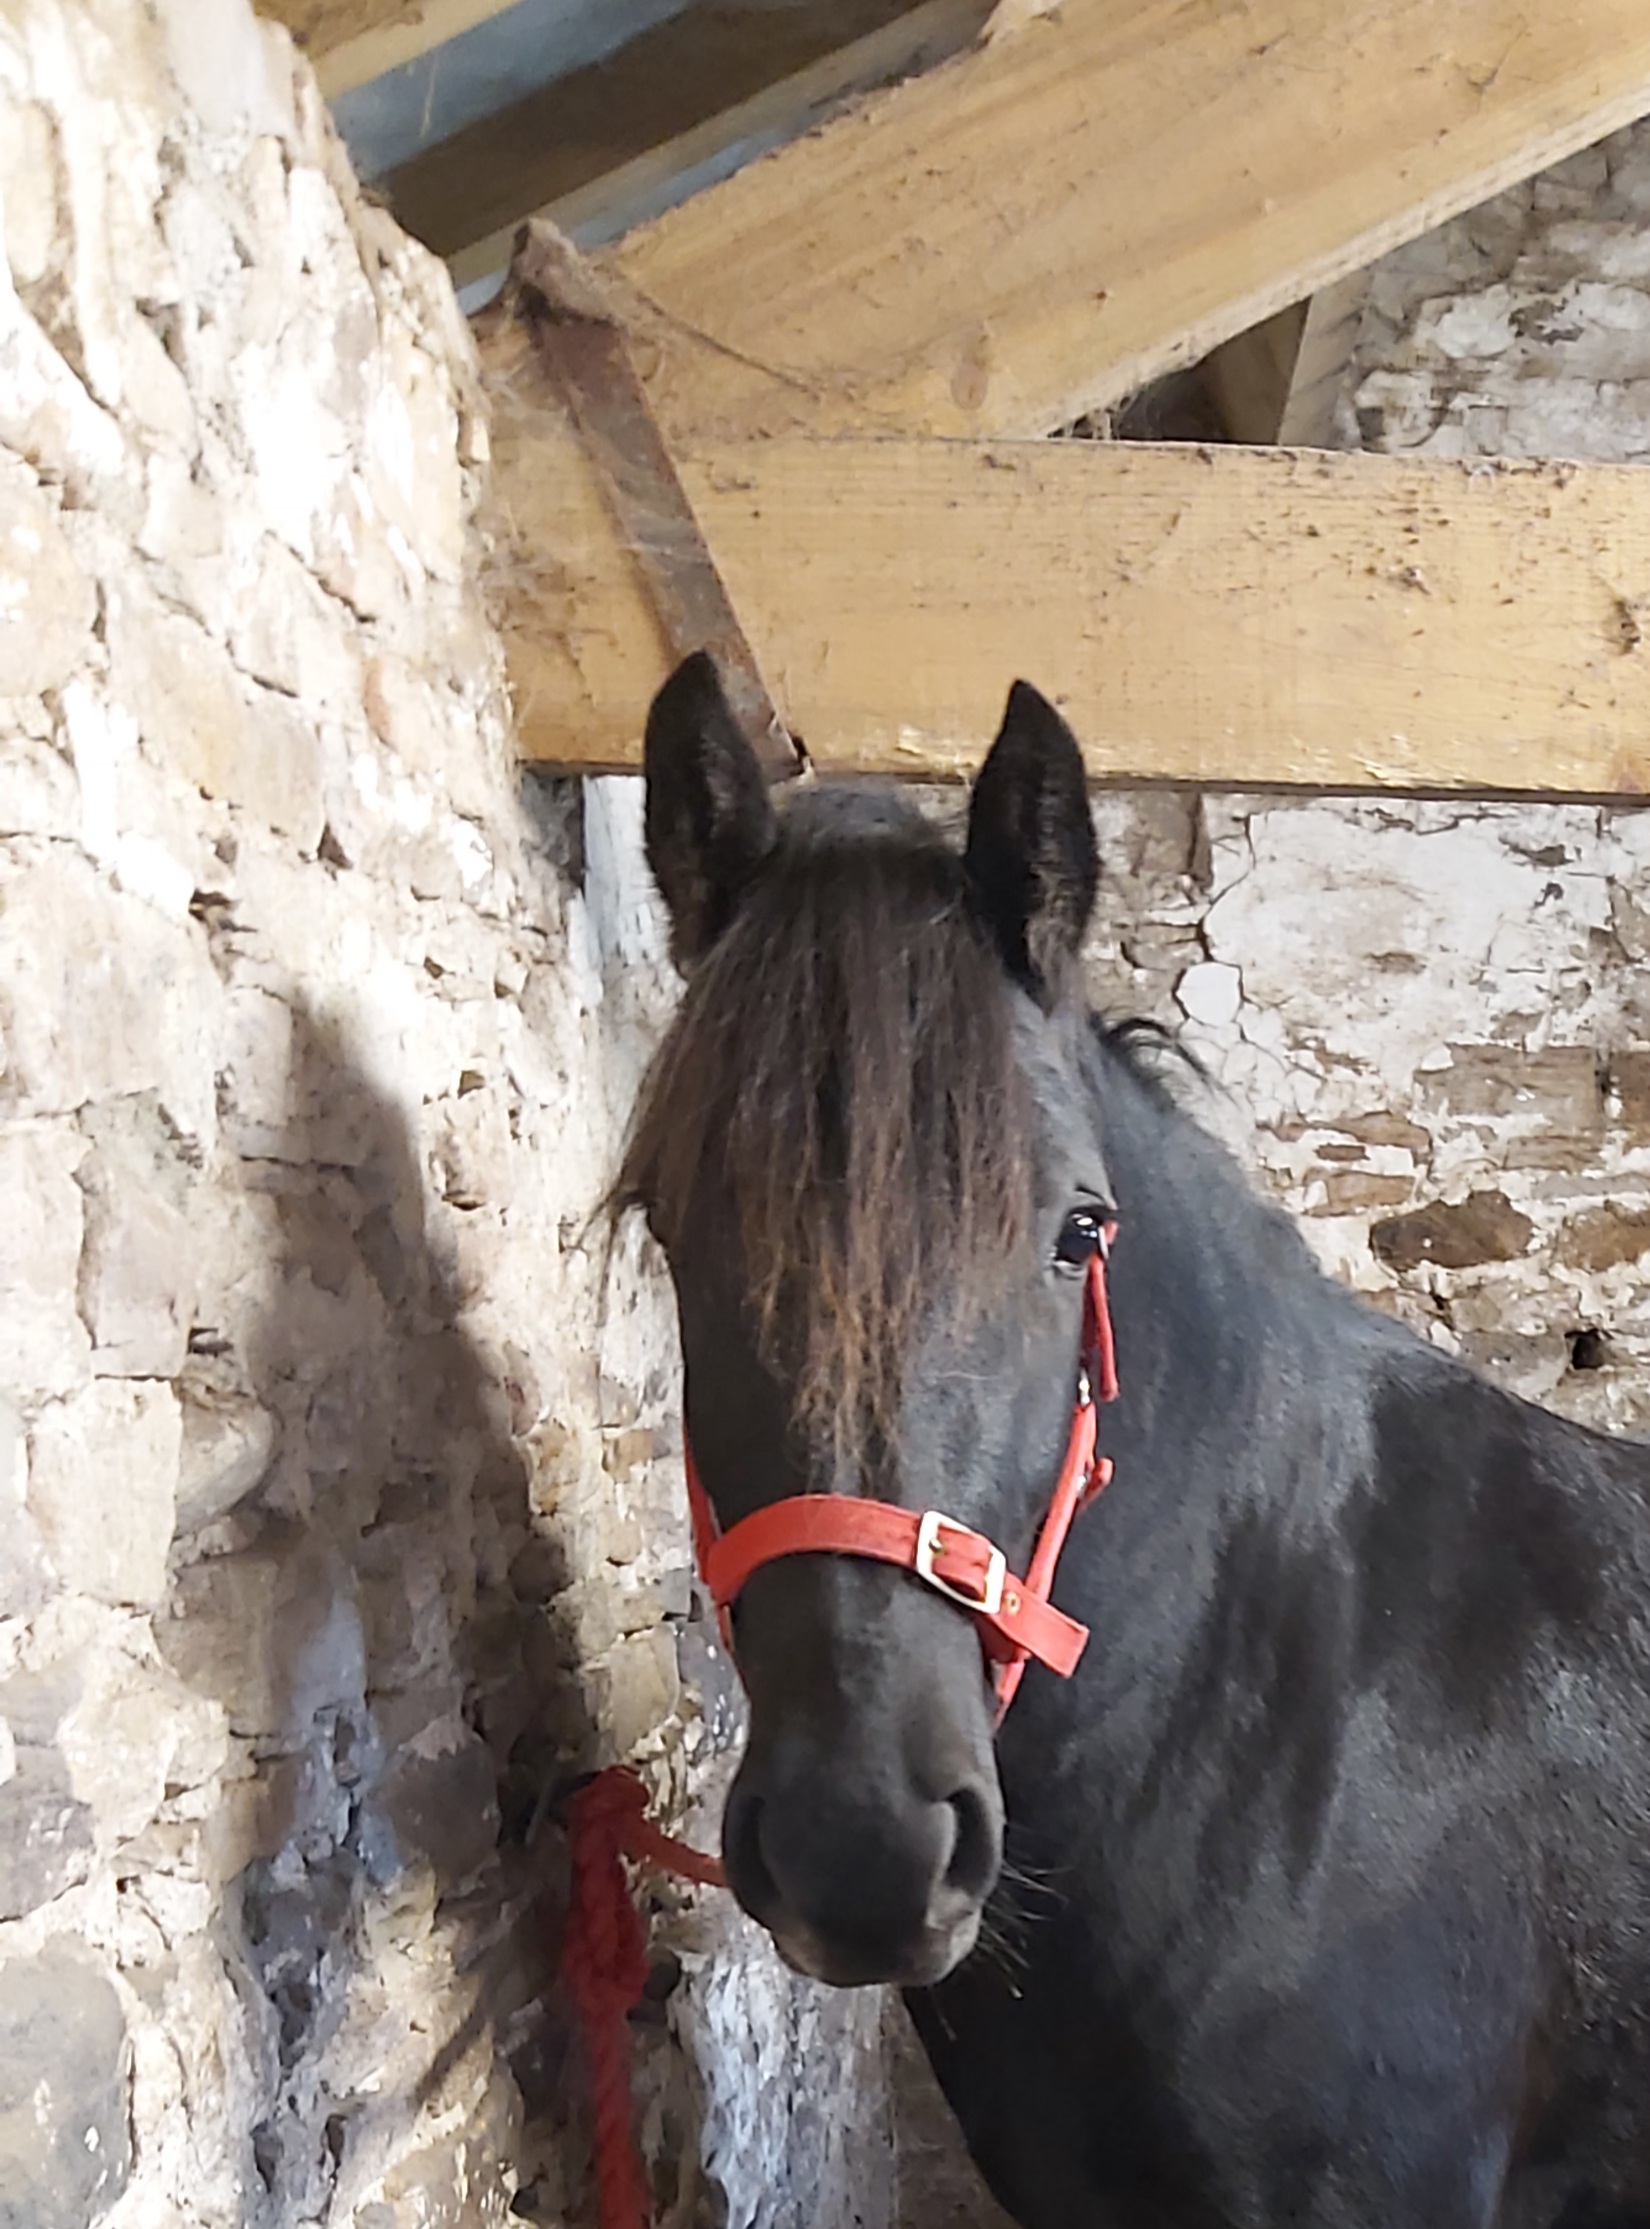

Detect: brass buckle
915,1510,1006,1617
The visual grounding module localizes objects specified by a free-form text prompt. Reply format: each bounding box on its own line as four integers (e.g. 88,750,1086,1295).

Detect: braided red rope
561,1768,726,2229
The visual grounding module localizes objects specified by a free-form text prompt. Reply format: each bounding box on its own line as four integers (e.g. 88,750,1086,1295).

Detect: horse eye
1053,1206,1109,1270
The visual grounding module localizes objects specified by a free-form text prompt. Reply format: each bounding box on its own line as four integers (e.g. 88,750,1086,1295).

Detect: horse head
619,652,1114,1988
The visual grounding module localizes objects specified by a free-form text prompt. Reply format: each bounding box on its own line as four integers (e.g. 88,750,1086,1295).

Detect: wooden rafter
484,382,1650,795
1278,275,1377,450
528,0,1650,447
386,0,989,289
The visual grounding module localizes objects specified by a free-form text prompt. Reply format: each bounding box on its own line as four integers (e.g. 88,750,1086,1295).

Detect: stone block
1310,1170,1415,1217
1370,1190,1535,1275
0,1742,93,1919
155,0,291,139
363,327,465,585
0,848,221,1142
0,1659,95,1920
0,1400,52,1617
76,1093,198,1378
217,983,296,1160
0,268,131,504
0,1126,90,1400
27,1379,181,1606
105,580,324,848
314,476,411,629
1555,1205,1650,1273
1609,1048,1650,1138
175,1374,279,1535
59,1648,228,1846
0,720,78,841
0,455,96,697
229,532,361,713
137,449,224,570
0,1943,131,2229
161,1537,365,1743
0,99,61,288
591,1628,681,1759
358,1710,499,1887
1422,1043,1602,1152
240,682,328,854
62,679,210,921
117,311,196,449
362,2089,520,2229
1176,961,1242,1028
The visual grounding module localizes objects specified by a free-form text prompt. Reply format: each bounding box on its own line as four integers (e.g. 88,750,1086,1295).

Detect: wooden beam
258,0,527,99
556,0,1650,445
1278,273,1376,450
482,404,1650,795
387,0,986,290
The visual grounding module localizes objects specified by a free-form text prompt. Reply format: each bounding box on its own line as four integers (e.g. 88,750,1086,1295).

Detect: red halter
683,1227,1120,1723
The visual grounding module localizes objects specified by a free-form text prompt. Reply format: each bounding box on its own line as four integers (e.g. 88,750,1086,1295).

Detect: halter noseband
683,1227,1120,1723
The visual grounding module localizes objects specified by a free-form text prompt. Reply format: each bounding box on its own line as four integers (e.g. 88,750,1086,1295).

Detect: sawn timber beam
494,0,1650,446
485,414,1650,797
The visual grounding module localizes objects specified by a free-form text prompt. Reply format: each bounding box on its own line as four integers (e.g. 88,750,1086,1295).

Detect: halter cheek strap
683,1229,1120,1724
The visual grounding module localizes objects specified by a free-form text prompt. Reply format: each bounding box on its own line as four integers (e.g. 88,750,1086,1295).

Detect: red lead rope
562,1771,726,2229
562,1233,1120,2228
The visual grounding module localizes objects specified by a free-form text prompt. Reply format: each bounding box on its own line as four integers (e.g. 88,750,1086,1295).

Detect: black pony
618,652,1650,2229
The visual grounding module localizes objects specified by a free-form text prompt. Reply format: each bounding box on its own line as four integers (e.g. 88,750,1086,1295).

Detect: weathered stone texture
0,1941,133,2229
1333,129,1650,466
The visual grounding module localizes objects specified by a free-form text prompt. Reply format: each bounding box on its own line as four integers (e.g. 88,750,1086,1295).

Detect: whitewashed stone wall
1340,128,1650,466
0,5,886,2227
1081,785,1650,1437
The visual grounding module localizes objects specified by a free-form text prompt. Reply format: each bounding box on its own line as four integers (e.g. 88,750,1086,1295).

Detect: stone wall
1079,781,1650,1437
0,5,886,2226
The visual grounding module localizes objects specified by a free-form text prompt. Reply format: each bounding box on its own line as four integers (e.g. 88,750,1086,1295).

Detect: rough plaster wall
0,5,886,2227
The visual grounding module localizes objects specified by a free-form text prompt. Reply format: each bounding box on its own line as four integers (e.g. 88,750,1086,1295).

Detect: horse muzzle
722,1766,1002,1990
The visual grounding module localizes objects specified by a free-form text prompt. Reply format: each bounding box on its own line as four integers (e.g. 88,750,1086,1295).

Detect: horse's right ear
643,652,778,969
965,680,1098,1006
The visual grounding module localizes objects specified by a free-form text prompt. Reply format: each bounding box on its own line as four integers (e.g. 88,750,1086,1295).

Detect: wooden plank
1279,273,1376,449
565,0,1650,445
258,0,528,98
413,0,989,290
513,228,799,775
483,413,1650,795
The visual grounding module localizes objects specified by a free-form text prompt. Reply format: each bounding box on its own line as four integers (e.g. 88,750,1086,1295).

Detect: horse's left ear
643,651,778,970
964,680,1099,1006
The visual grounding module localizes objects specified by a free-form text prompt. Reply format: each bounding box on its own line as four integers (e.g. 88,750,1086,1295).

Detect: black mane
617,789,1038,1464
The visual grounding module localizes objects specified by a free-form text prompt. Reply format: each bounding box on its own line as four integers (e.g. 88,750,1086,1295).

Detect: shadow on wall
147,988,697,2227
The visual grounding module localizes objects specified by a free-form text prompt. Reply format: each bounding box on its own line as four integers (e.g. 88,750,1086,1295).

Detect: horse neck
1074,1030,1384,1623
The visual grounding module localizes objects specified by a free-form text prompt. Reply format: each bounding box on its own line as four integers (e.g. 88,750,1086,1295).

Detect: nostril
943,1786,998,1901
